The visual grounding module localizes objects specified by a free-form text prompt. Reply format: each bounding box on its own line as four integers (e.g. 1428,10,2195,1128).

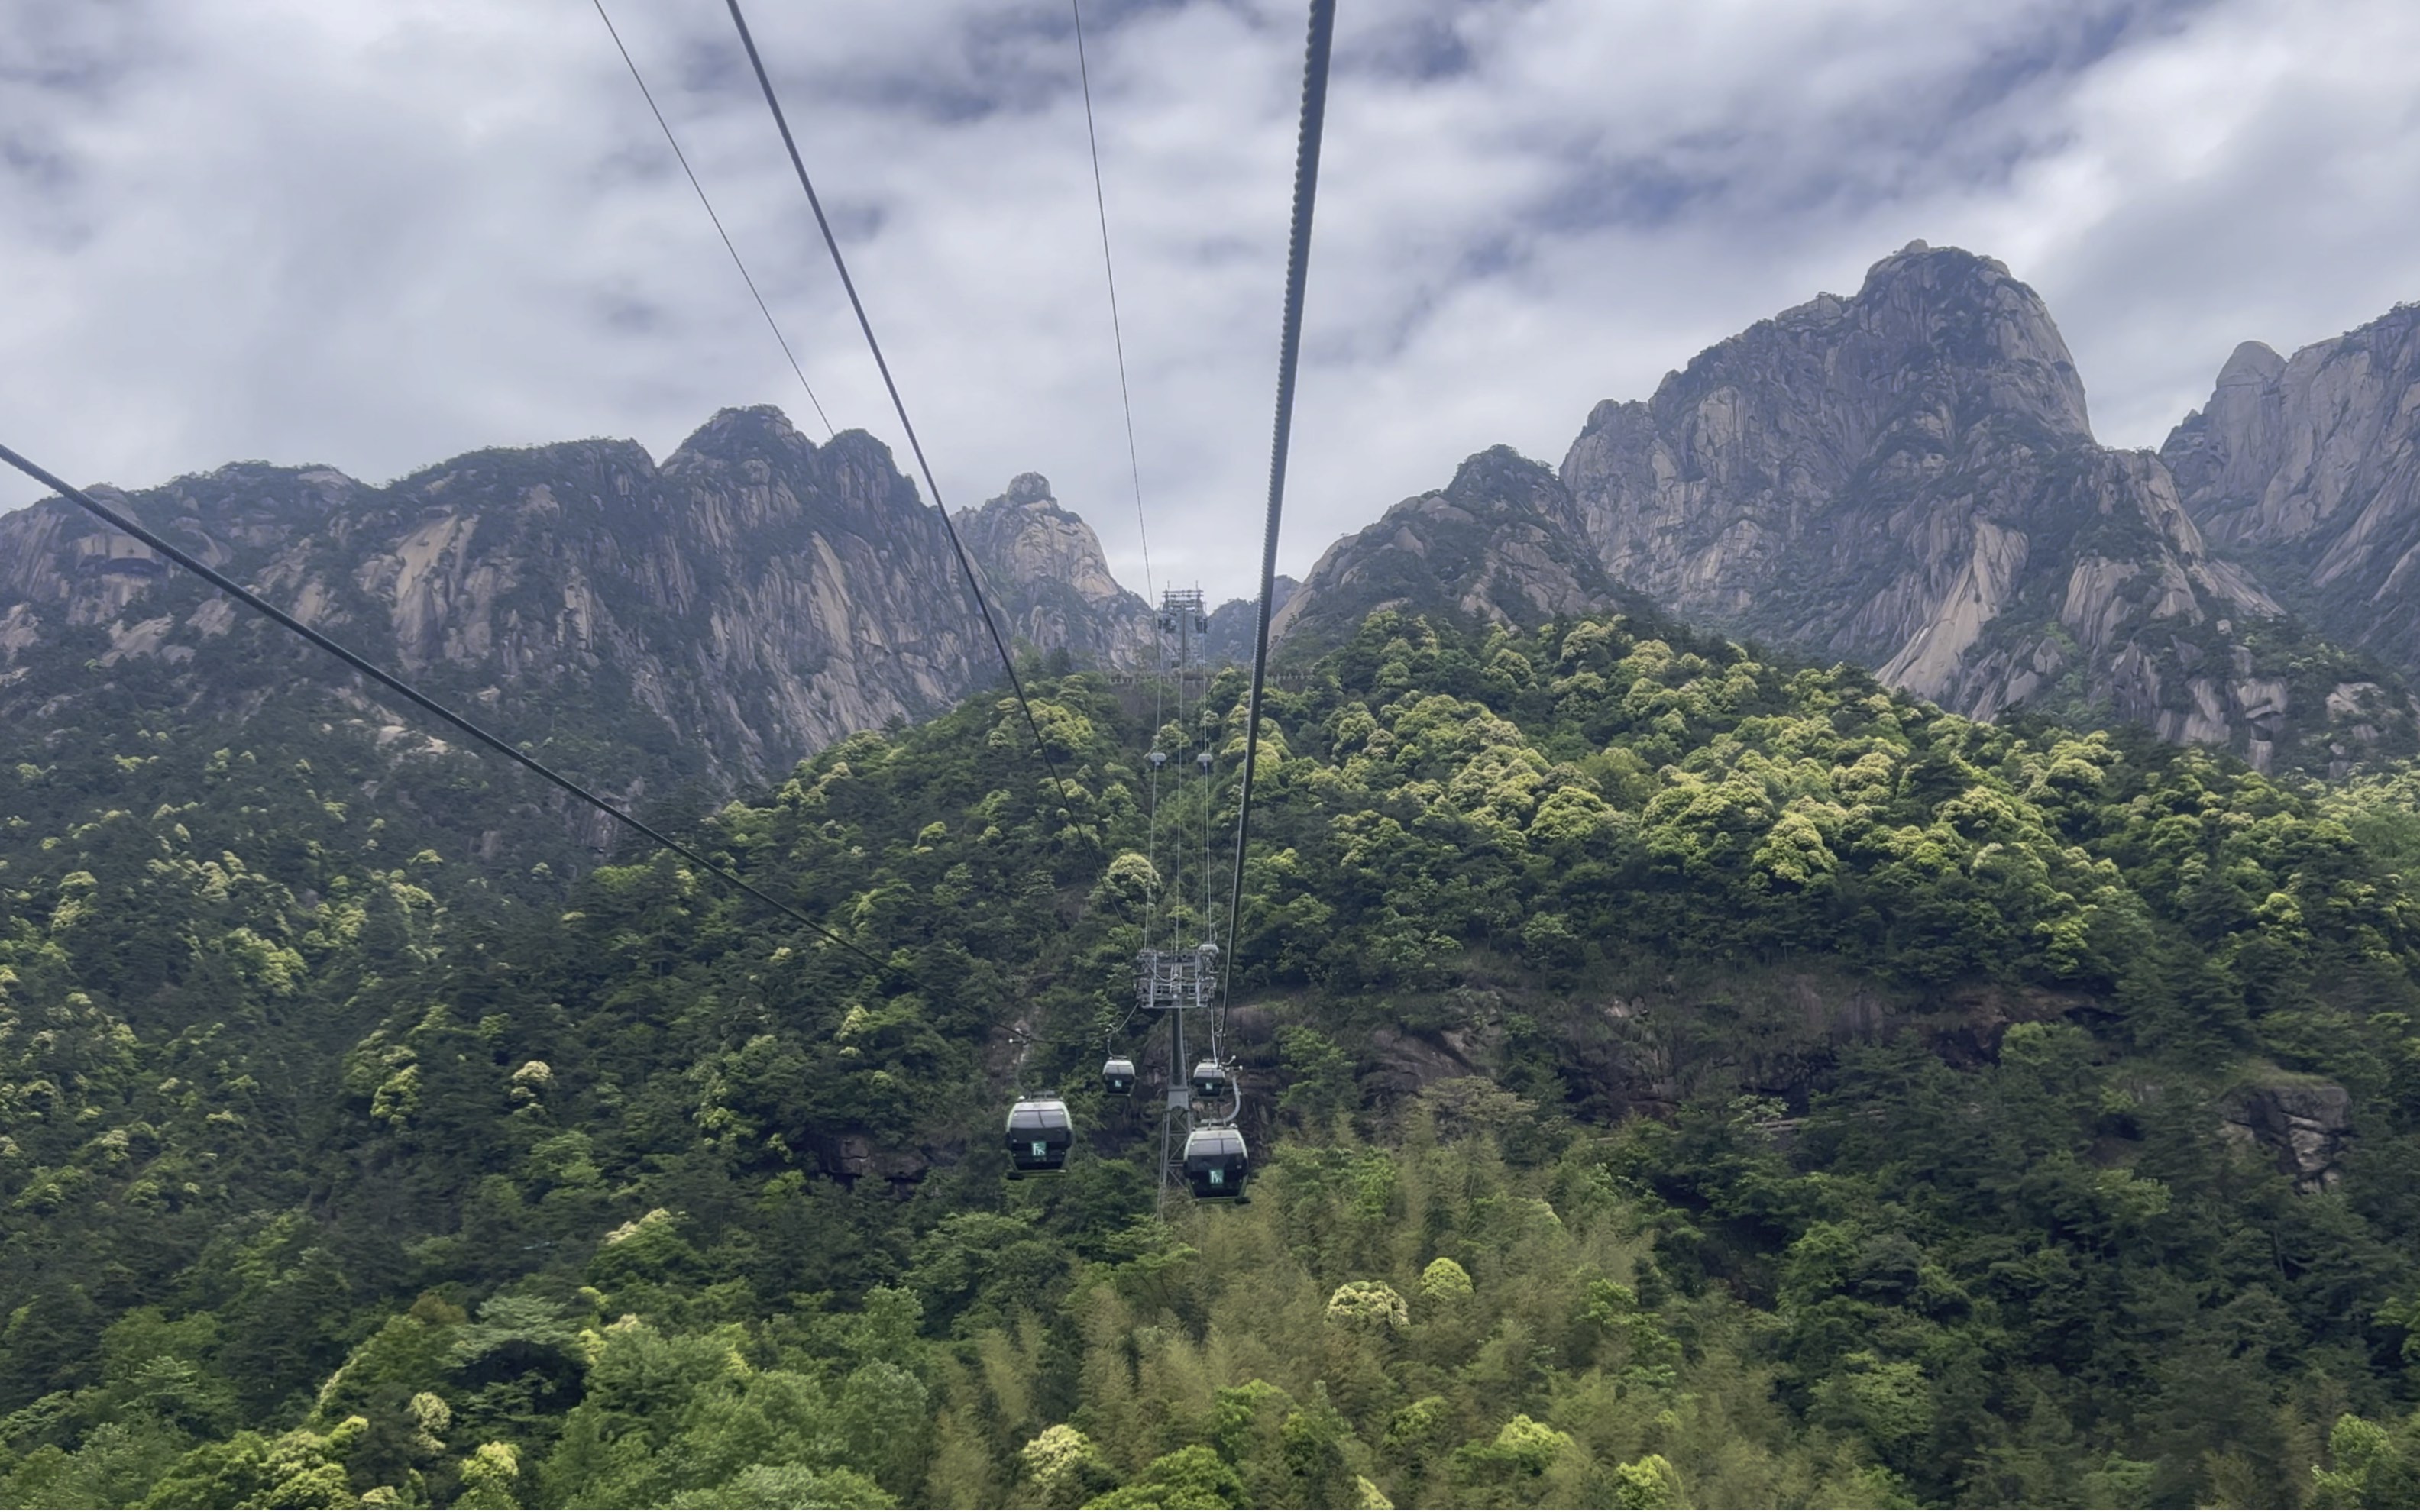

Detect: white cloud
4,0,2417,605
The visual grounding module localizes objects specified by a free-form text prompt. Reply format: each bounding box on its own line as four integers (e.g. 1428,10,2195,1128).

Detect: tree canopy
5,606,2420,1506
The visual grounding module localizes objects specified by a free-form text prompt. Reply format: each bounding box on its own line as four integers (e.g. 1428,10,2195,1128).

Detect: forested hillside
5,606,2420,1507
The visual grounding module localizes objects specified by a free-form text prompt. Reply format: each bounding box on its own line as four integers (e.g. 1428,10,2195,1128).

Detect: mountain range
1282,243,2418,774
6,241,2418,800
11,243,2420,1510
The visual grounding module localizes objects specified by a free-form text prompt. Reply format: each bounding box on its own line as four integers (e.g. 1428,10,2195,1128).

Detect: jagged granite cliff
955,472,1153,670
0,408,1144,825
2163,307,2420,686
1551,243,2411,771
1270,447,1632,648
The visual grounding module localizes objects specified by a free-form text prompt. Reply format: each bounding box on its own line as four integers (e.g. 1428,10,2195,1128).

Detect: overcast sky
5,0,2418,604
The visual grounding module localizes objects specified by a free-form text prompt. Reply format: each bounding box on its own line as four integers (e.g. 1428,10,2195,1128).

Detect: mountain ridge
2162,303,2420,683
11,247,2420,794
0,411,1156,854
1267,243,2415,773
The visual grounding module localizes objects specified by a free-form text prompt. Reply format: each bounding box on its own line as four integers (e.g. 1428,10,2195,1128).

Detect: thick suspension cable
1222,0,1336,1000
1144,657,1164,952
1069,0,1153,607
0,441,901,981
590,0,834,439
1142,748,1160,941
721,0,1085,826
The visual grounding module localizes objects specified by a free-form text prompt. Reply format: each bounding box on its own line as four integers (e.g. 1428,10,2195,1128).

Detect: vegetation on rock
5,604,2420,1507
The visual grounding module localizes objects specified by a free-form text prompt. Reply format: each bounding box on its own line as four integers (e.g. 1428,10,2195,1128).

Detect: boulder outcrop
2220,1078,2353,1194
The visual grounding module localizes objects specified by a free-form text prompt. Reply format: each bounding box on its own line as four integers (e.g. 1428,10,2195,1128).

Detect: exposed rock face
2221,1079,2352,1194
2163,308,2420,685
1270,447,1631,648
955,472,1153,670
0,408,1143,806
1206,577,1297,666
1554,244,2410,770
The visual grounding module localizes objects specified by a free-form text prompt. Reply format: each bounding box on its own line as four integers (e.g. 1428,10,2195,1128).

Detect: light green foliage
1085,1443,1248,1510
1092,852,1160,919
1417,1258,1473,1307
1810,1353,1934,1462
456,1440,521,1509
139,1415,367,1510
670,1462,892,1509
6,608,2420,1507
1451,1412,1578,1494
1325,1281,1409,1331
2314,1410,2420,1508
1020,1423,1118,1506
1610,1452,1685,1509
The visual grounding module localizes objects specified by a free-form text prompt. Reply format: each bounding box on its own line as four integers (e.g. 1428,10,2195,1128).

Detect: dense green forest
6,605,2420,1507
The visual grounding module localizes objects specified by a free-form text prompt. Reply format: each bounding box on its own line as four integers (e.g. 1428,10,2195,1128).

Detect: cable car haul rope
721,0,1089,835
1037,0,1337,1204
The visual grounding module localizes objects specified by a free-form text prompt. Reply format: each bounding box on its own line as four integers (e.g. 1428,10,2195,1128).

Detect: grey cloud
2,0,2416,612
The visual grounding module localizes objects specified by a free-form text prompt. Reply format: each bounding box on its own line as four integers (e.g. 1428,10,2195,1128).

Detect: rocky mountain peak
664,404,810,468
956,475,1151,669
1555,244,2408,771
1562,244,2094,632
1001,472,1056,509
1441,445,1577,518
2163,302,2420,687
1205,576,1299,665
1270,445,1622,648
1670,241,2091,444
0,415,1156,825
2215,339,2286,388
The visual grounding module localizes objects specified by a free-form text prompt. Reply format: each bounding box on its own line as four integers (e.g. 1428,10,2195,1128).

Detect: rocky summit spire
1551,243,2406,771
954,474,1153,669
2163,305,2420,685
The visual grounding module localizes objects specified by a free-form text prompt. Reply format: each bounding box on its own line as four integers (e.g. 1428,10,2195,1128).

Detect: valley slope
5,609,2420,1508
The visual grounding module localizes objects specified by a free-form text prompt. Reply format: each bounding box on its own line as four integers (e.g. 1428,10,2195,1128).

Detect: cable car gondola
1102,1056,1137,1097
1005,1095,1072,1175
1182,1123,1250,1200
1190,1059,1231,1103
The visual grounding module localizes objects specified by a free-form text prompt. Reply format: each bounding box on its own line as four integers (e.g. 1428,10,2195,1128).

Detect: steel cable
1069,0,1154,610
590,0,835,438
1221,0,1336,1013
720,0,1087,833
